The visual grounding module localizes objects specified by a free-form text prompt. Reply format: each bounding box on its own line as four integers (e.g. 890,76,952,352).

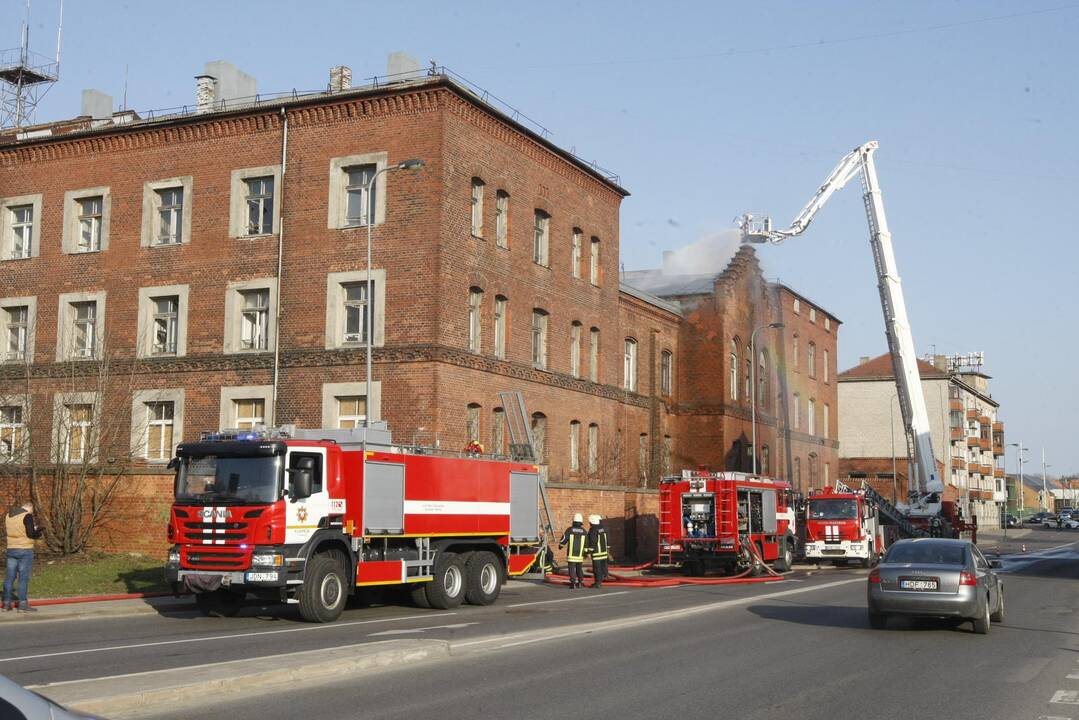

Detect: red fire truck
165,425,542,622
659,470,797,575
803,486,885,567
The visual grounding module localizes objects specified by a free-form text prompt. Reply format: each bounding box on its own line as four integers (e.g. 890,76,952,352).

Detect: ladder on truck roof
859,481,926,538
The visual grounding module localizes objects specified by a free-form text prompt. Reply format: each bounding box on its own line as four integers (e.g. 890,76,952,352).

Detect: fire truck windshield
174,455,281,504
808,498,858,520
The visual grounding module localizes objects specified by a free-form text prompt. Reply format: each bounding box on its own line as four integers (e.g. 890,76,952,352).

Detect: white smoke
661,228,743,276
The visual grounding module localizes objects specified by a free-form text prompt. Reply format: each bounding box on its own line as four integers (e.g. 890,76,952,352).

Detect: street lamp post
750,322,784,475
1009,441,1026,518
361,159,425,432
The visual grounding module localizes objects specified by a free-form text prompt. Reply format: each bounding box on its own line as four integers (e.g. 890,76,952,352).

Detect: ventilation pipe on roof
329,65,352,92
195,75,216,113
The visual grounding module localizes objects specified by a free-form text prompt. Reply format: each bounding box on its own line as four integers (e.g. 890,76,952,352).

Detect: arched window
639,433,649,485
824,348,830,383
531,309,548,369
729,339,739,400
808,341,817,378
533,209,550,266
466,403,481,444
491,407,506,455
792,333,799,369
531,412,547,463
493,295,507,359
808,453,819,489
571,228,583,279
569,420,581,471
758,350,768,409
589,327,600,382
587,423,599,474
468,287,483,353
823,403,830,439
470,178,485,237
808,398,816,436
661,350,673,396
792,392,801,430
495,190,509,248
623,338,638,391
761,445,770,475
570,321,583,378
590,237,601,286
745,350,752,402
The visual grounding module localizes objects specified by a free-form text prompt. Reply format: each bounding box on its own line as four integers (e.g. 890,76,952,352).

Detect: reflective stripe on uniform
567,533,586,562
592,530,609,560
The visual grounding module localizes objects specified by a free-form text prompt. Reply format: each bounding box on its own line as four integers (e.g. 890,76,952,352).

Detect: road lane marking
369,622,478,637
1052,691,1079,704
455,576,865,652
0,612,457,664
506,591,631,608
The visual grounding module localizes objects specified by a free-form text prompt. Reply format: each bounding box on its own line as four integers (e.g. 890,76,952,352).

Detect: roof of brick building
838,353,948,381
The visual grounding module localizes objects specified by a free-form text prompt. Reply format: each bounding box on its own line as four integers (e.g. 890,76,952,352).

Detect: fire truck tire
425,551,466,610
860,550,879,569
868,611,887,630
409,583,432,608
971,595,991,634
195,590,244,617
298,552,348,623
774,537,794,572
465,551,503,605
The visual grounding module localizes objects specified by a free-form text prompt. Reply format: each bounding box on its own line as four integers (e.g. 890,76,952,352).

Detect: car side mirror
287,456,315,500
989,559,1002,569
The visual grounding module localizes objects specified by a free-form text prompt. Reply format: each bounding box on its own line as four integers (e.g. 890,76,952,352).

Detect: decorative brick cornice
0,344,651,408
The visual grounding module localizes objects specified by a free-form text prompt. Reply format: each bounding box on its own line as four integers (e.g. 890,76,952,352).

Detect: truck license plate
899,577,938,591
246,572,279,582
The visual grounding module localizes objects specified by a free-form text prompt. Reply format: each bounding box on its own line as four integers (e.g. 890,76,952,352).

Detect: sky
8,0,1078,474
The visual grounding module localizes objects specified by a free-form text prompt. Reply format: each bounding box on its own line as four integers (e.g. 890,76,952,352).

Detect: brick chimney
330,66,352,92
195,75,217,113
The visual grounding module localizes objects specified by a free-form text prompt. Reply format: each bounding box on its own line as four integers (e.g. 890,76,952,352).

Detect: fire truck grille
184,549,248,569
184,532,247,542
178,521,251,545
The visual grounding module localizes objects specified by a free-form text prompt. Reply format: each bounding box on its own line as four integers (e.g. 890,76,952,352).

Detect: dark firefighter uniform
587,517,610,588
559,518,588,589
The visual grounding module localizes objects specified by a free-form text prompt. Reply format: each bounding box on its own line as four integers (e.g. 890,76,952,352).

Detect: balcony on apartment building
979,438,992,451
967,436,981,448
950,427,964,441
951,457,967,470
992,422,1004,455
993,468,1005,479
966,409,979,420
950,399,964,412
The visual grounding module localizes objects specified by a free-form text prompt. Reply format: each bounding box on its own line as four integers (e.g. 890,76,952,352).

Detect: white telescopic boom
739,141,943,505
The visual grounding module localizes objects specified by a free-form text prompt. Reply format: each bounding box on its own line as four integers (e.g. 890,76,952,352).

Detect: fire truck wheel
409,582,432,608
195,590,244,618
465,551,503,605
774,537,793,572
860,550,879,569
425,551,466,609
299,552,348,623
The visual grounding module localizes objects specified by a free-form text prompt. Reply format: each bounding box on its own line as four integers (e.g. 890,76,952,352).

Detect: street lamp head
397,159,425,171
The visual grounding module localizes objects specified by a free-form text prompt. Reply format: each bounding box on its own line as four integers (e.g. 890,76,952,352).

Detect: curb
35,591,182,607
33,639,450,719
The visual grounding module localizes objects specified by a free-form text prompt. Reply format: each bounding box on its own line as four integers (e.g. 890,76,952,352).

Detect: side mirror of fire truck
166,457,180,470
286,457,315,500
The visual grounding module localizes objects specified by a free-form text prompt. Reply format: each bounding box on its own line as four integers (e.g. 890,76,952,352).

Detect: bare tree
0,330,156,556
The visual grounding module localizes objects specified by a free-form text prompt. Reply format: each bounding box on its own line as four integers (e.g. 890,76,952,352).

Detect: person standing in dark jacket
587,514,610,588
559,513,588,589
4,502,45,612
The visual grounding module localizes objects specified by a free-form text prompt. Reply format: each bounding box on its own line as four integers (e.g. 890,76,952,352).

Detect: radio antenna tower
0,0,63,129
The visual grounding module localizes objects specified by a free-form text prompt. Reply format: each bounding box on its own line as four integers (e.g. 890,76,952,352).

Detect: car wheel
868,610,887,629
971,596,990,635
990,589,1005,623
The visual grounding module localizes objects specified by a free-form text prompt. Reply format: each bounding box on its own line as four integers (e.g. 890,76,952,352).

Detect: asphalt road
5,529,1079,720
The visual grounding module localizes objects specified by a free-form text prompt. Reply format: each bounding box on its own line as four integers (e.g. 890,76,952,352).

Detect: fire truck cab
164,424,542,622
659,470,797,576
803,486,884,567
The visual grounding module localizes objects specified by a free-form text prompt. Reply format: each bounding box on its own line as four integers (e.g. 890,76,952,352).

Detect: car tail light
868,568,881,583
959,571,977,586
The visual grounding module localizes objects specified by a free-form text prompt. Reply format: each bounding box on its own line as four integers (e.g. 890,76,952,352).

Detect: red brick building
0,66,839,556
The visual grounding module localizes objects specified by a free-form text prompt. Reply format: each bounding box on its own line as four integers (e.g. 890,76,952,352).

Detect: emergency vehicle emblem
296,505,308,523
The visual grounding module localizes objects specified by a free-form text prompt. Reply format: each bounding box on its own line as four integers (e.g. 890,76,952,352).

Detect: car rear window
885,543,966,565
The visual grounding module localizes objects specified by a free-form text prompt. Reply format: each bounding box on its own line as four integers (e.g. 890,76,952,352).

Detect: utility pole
1041,448,1050,512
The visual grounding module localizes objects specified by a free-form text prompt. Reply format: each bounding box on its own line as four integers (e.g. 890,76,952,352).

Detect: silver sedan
867,538,1004,634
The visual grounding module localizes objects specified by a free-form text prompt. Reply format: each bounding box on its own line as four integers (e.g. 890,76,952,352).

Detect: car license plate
899,576,938,591
246,572,279,582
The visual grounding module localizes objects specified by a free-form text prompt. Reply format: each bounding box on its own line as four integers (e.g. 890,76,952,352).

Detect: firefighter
540,543,557,575
558,513,588,589
587,514,610,588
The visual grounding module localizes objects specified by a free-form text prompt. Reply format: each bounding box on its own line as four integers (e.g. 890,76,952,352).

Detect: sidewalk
0,595,194,623
978,526,1079,556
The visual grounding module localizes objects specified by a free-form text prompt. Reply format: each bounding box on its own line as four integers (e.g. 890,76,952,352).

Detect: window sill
339,222,377,230
2,256,35,262
146,352,180,359
226,348,273,355
234,232,277,240
532,263,551,271
149,241,185,249
471,233,484,240
68,248,104,255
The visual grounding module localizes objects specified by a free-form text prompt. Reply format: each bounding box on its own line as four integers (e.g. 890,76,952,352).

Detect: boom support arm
739,141,943,507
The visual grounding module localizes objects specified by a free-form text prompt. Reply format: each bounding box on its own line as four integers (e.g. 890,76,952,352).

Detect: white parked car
1043,516,1079,529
